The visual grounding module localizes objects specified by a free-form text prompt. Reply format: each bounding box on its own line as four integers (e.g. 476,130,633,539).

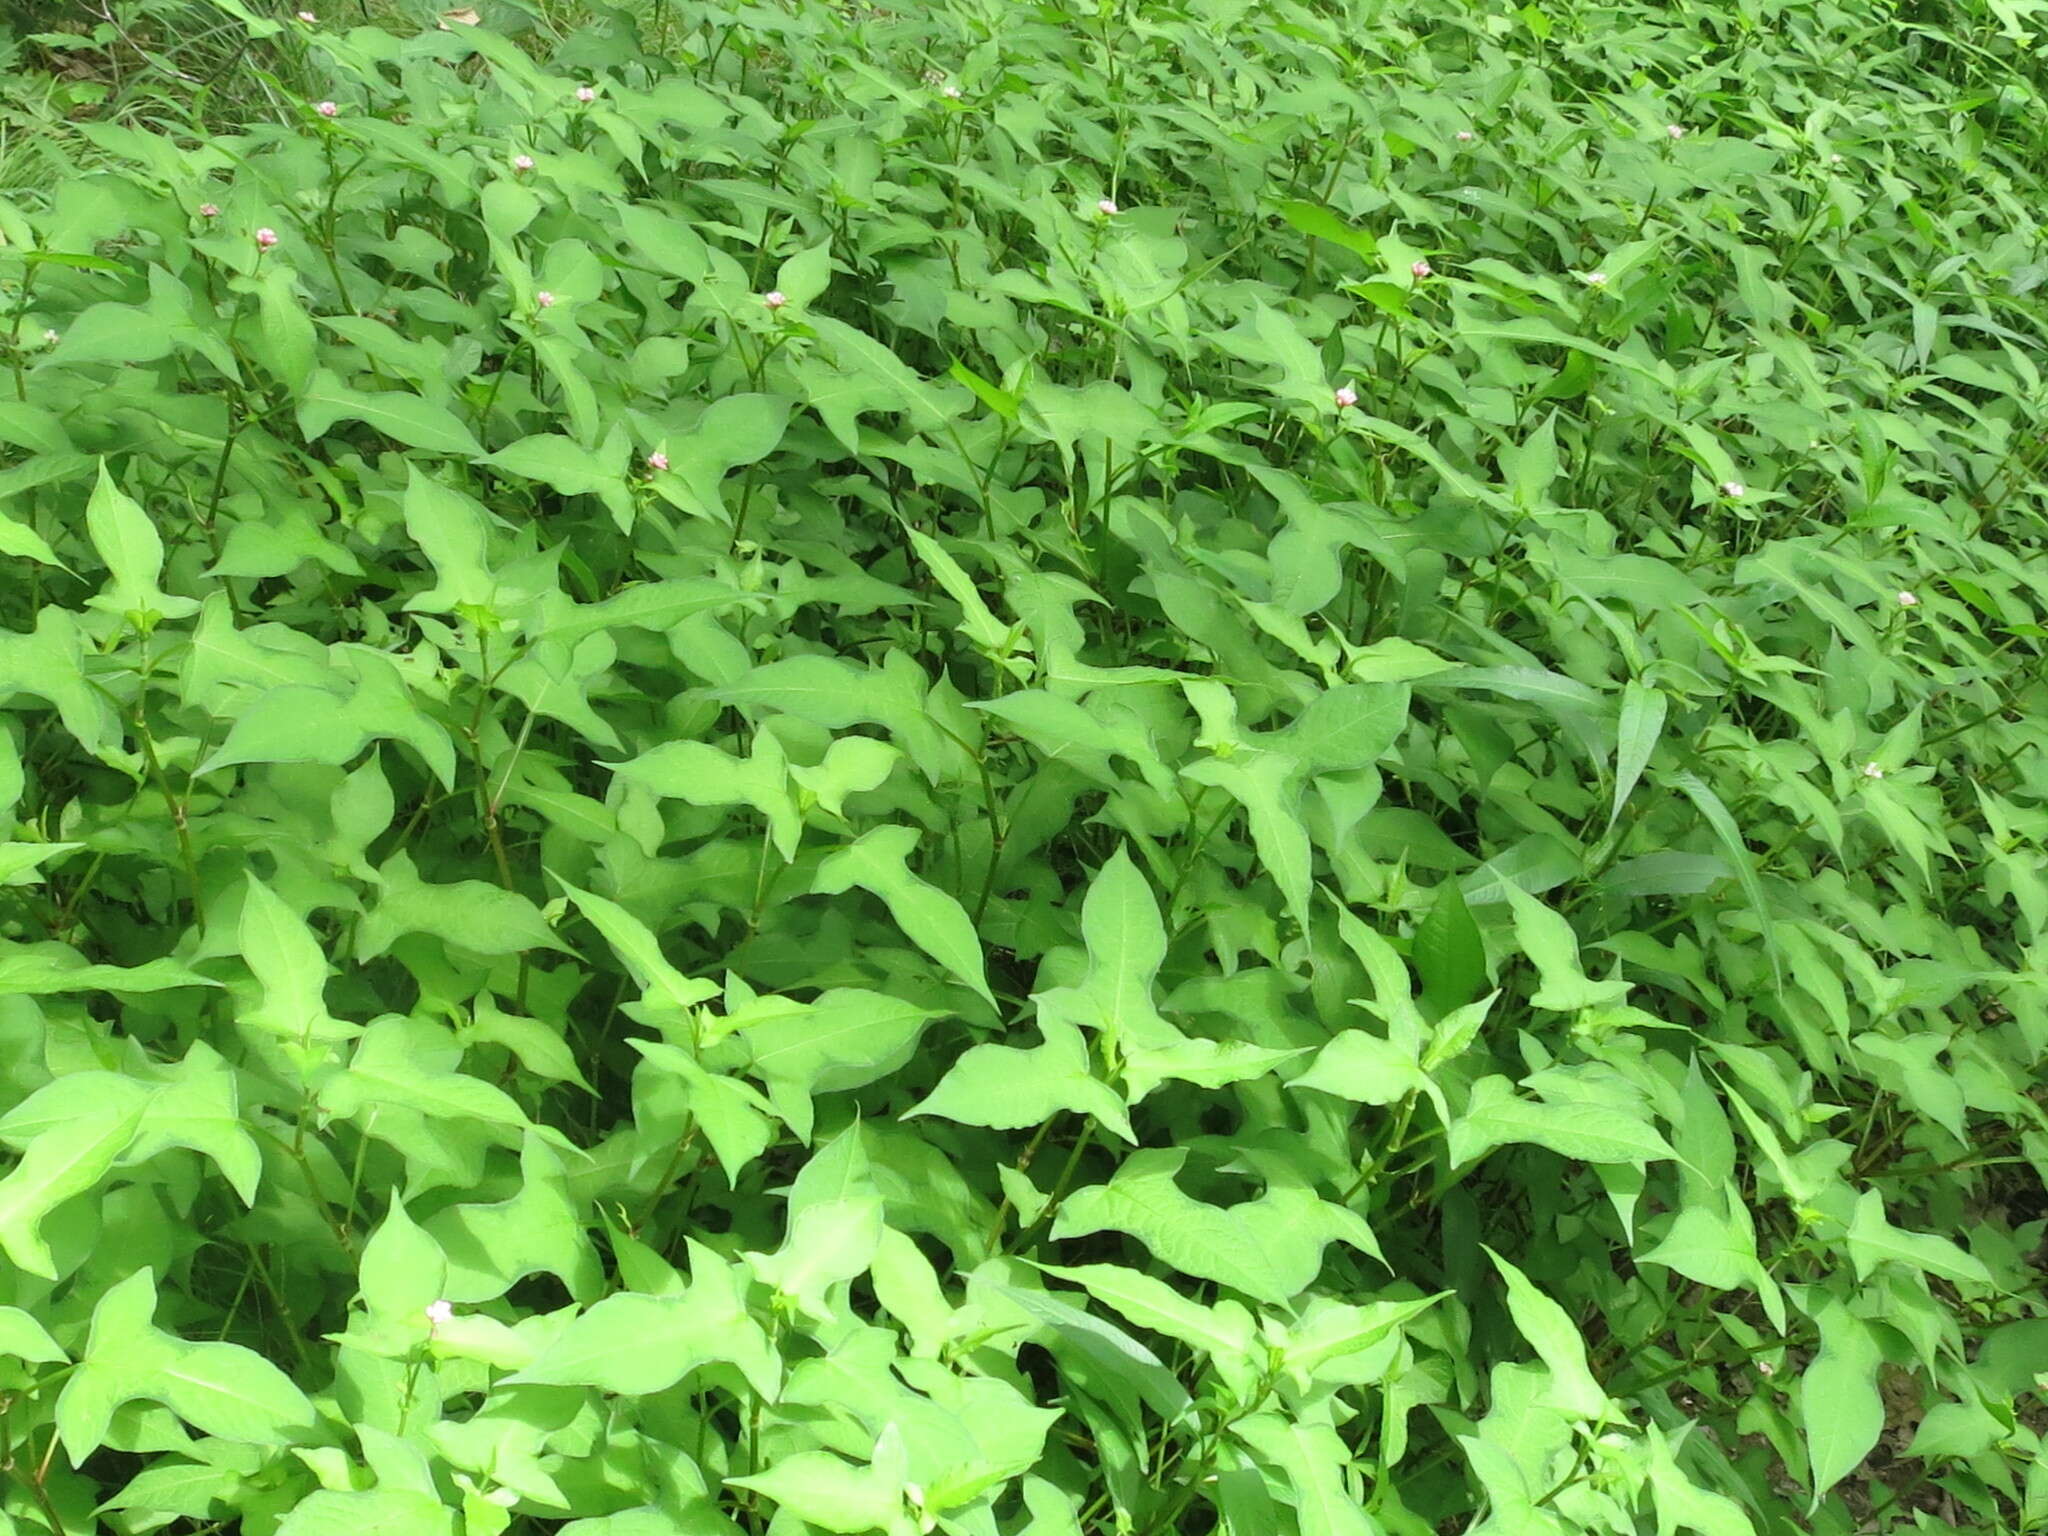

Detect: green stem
985,1114,1061,1256
1007,1122,1097,1255
1340,1091,1418,1205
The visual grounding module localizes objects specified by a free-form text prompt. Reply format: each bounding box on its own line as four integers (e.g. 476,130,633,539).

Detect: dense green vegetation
0,0,2045,1533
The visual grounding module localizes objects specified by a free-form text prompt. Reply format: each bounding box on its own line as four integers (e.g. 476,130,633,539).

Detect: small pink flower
1667,124,1687,140
1719,480,1745,498
576,86,597,103
255,227,279,248
1097,198,1118,216
424,1299,453,1326
1411,260,1432,279
647,450,669,472
535,290,555,308
316,101,338,118
198,202,220,219
1896,590,1918,607
513,154,535,172
762,290,788,309
1455,130,1475,142
1334,385,1359,409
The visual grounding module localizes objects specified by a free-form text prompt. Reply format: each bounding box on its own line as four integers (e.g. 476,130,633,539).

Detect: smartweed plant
0,1,2043,1534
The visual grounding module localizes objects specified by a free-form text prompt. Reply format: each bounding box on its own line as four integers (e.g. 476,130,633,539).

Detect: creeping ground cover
1,0,2048,1531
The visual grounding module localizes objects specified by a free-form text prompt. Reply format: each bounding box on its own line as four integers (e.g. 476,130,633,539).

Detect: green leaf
0,1305,66,1363
86,461,196,620
1233,1416,1379,1536
1413,878,1486,1014
813,824,993,1006
711,654,880,729
322,1017,536,1134
400,465,495,613
1034,846,1174,1055
0,1103,144,1278
652,394,791,525
1249,300,1329,406
554,876,719,1028
56,1270,180,1463
1050,1149,1382,1303
511,1291,744,1395
153,1340,318,1444
1281,684,1410,776
1638,1206,1762,1291
992,1282,1193,1432
1348,636,1458,683
1668,770,1781,988
296,370,483,456
298,370,486,456
1121,1035,1303,1103
739,988,943,1143
1034,1263,1256,1364
728,1446,901,1535
1505,410,1560,508
749,1161,884,1320
46,303,173,366
614,738,802,862
486,434,627,496
1449,1075,1674,1167
1276,199,1380,265
539,579,752,650
357,852,564,960
1609,681,1666,831
98,1460,242,1519
774,241,834,307
0,504,64,568
1292,1030,1421,1107
949,358,1020,420
1800,1300,1883,1503
910,1017,1134,1144
0,948,219,997
1845,1189,1994,1286
1500,885,1630,1012
1485,1247,1610,1420
237,873,351,1046
358,1196,448,1324
274,1488,454,1536
1181,752,1314,937
255,266,318,394
463,994,594,1092
633,1041,777,1179
195,683,367,775
134,1042,265,1206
